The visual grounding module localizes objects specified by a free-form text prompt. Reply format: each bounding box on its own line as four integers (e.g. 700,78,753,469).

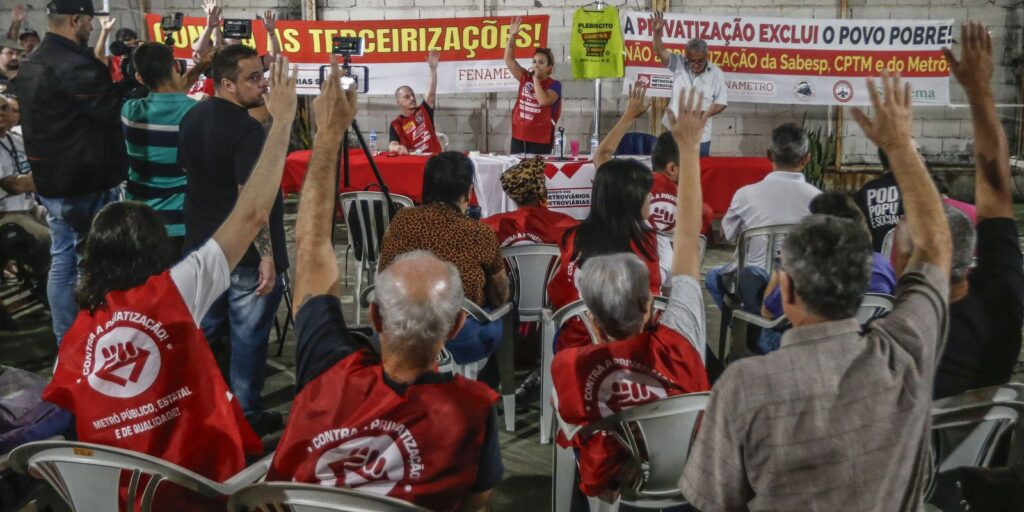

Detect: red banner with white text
146,14,549,95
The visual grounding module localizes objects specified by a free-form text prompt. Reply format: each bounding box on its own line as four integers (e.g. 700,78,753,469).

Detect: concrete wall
2,0,1020,165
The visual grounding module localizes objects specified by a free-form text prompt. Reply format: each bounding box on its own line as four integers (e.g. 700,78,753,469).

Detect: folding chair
273,272,296,357
8,440,272,511
716,224,795,362
543,297,671,445
227,481,428,512
339,192,414,325
552,392,710,511
501,244,561,442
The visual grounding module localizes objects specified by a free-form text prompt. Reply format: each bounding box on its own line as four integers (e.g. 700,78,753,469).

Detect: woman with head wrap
481,156,578,248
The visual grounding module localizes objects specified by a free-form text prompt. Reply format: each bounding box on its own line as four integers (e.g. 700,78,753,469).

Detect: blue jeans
447,312,503,365
700,141,711,157
37,188,121,344
704,265,769,314
201,266,283,415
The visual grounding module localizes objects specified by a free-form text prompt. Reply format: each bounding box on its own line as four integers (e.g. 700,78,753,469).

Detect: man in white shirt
706,122,821,317
653,13,727,156
0,94,48,298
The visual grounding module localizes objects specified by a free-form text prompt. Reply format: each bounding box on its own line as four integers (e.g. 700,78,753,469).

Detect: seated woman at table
482,156,578,248
547,159,660,352
379,152,511,374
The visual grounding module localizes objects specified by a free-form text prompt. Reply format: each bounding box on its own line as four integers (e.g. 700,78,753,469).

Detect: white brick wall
2,0,1018,165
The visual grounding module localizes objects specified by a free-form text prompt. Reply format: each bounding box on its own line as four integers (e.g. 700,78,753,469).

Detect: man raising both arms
504,16,561,154
389,50,442,155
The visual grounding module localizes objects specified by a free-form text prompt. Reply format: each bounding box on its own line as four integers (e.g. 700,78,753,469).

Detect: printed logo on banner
794,81,815,101
455,66,520,92
597,369,667,417
833,80,854,103
316,435,406,494
636,73,674,91
726,79,777,98
87,327,162,399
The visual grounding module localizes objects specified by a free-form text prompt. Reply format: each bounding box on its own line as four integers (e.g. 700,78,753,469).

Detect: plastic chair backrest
655,233,707,270
736,224,794,276
615,132,657,156
550,296,670,345
227,482,429,512
9,440,228,511
880,228,896,263
501,244,561,320
339,192,414,266
931,402,1021,471
855,293,894,325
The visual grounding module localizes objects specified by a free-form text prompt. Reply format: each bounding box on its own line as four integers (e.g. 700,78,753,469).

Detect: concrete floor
2,200,1023,511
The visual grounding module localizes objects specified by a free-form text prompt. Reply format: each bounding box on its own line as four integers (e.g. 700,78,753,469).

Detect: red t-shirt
547,229,661,351
511,74,562,144
390,102,442,154
188,73,217,97
647,172,714,235
481,205,578,248
552,322,709,496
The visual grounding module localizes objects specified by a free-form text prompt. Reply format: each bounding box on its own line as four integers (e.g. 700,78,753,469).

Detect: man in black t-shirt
893,22,1024,399
854,147,904,252
178,44,288,432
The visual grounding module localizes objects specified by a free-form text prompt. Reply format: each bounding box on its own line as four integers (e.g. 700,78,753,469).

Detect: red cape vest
268,350,498,512
390,103,442,154
43,271,262,508
481,205,578,248
548,230,661,351
551,324,709,495
512,75,560,144
648,172,714,235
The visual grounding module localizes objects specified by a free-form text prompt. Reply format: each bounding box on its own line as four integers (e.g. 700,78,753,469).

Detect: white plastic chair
8,440,272,511
880,227,896,263
339,192,414,324
552,392,710,511
655,233,707,270
435,132,449,151
228,481,429,511
501,244,561,442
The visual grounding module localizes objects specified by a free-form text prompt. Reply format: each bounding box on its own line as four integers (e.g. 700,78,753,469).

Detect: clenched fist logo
315,434,407,495
87,327,162,399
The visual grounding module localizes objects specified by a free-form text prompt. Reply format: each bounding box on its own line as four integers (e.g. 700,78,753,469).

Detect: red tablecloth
281,150,431,201
699,157,774,215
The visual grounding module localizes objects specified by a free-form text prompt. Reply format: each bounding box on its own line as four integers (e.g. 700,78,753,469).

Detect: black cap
19,29,39,41
46,0,105,16
0,39,22,51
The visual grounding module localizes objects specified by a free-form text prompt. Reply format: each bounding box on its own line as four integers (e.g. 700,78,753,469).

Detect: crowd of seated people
5,14,1024,512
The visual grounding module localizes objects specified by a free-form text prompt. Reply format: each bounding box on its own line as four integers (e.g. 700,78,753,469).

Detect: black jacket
14,33,126,198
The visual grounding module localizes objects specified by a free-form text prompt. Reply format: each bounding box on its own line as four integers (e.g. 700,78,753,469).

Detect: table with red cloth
281,150,773,218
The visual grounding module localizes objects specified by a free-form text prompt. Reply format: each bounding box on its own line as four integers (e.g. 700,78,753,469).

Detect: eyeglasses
686,57,708,66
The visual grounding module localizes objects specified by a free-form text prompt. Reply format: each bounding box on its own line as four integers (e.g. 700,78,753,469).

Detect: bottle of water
551,130,562,158
589,133,599,157
368,129,378,155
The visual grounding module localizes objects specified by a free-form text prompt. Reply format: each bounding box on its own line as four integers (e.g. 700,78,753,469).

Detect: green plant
802,115,836,190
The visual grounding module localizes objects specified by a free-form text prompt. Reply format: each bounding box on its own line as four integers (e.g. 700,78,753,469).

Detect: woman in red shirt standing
504,17,561,155
548,159,660,351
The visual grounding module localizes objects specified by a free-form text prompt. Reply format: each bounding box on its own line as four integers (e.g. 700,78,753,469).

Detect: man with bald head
269,62,501,510
388,50,442,155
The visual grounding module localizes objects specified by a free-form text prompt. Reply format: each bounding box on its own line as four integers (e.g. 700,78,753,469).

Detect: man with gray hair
680,71,952,511
704,122,821,323
652,11,727,156
894,21,1024,400
268,58,501,512
552,87,711,502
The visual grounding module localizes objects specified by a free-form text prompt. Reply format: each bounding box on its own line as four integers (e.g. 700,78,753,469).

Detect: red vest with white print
390,103,442,154
481,205,578,248
43,271,262,482
268,350,498,512
512,75,560,144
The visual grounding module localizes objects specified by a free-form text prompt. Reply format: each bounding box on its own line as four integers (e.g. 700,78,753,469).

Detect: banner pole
833,0,848,174
592,1,606,146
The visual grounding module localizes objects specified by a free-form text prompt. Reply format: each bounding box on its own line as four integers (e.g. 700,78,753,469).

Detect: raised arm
7,4,24,42
425,50,439,109
594,81,649,168
212,57,297,270
292,57,359,314
669,87,709,279
262,10,281,59
193,0,221,59
851,71,951,273
504,17,527,81
652,11,672,67
94,16,116,63
944,21,1013,220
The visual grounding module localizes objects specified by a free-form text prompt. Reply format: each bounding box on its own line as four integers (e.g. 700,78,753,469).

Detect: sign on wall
146,14,550,96
621,12,953,106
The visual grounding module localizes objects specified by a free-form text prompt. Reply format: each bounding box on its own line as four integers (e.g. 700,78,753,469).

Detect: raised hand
262,10,277,32
12,4,26,22
850,70,914,152
203,0,221,26
99,16,117,31
943,20,992,95
427,49,439,69
670,86,709,149
314,55,359,138
509,16,523,43
652,11,666,35
624,80,650,120
262,55,298,123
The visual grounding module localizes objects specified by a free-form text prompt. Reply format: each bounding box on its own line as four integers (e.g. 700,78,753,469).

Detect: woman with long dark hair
547,158,660,351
